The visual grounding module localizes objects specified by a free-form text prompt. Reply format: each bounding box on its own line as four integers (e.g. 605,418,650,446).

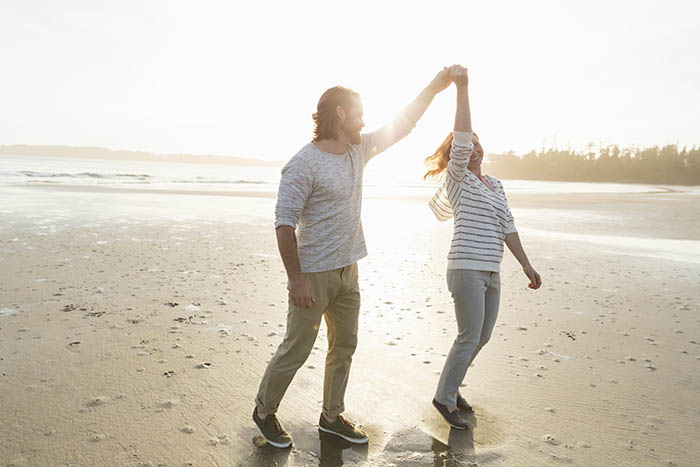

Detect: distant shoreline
3,144,699,187
482,173,700,188
0,144,284,167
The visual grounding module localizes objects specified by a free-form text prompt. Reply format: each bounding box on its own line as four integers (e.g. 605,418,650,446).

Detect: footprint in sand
87,396,110,407
548,453,573,463
66,341,81,351
157,400,178,411
208,434,231,446
0,307,21,316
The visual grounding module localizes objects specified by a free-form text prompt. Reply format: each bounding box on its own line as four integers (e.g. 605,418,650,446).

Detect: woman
425,65,542,429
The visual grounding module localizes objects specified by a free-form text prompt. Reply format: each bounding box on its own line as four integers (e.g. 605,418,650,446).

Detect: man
253,67,453,448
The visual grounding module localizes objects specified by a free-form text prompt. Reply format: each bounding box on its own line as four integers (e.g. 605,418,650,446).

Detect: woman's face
468,135,483,169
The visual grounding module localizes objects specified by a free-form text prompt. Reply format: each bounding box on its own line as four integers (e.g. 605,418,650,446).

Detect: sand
1,183,700,466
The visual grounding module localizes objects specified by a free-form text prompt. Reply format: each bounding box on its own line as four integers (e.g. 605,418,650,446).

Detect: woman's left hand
523,264,542,289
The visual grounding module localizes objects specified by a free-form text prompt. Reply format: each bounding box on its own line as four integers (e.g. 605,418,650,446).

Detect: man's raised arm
362,67,453,163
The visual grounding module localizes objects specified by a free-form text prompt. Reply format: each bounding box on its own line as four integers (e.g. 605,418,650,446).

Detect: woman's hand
449,65,468,88
523,264,542,289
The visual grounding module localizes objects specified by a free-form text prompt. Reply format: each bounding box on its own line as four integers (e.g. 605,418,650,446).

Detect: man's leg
255,271,329,416
322,264,360,419
317,263,368,444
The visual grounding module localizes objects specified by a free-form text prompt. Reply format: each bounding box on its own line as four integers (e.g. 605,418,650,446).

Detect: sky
1,0,699,169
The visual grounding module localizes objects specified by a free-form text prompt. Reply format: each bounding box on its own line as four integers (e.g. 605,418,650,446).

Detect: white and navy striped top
429,131,517,272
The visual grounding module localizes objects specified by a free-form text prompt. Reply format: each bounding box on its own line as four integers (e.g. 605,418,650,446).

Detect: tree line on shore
484,144,700,185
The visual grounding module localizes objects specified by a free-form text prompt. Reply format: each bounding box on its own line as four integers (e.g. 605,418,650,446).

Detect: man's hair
312,86,360,142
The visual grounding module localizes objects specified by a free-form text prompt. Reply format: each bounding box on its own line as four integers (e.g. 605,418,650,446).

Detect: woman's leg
464,271,501,370
434,269,488,407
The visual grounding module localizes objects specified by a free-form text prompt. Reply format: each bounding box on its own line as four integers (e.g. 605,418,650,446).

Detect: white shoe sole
263,437,293,449
318,425,369,444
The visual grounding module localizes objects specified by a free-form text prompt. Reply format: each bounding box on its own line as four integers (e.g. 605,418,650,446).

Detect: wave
191,178,267,184
7,170,153,180
0,170,271,186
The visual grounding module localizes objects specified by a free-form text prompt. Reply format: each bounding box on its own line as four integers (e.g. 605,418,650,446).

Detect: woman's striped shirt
429,131,517,272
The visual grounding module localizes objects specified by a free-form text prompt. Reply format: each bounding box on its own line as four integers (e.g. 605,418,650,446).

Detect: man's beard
341,122,362,145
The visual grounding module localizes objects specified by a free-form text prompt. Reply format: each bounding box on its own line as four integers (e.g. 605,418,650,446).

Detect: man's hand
427,67,453,94
289,276,314,309
449,65,468,88
523,264,542,290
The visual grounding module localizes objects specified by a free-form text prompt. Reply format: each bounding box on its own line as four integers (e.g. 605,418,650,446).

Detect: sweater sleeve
496,179,518,234
361,111,417,164
428,180,453,221
274,158,313,229
445,131,474,181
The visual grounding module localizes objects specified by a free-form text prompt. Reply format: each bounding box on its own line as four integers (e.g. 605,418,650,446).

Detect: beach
1,162,700,466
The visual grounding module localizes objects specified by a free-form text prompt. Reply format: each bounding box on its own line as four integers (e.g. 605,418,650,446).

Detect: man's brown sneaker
253,407,293,449
318,414,369,444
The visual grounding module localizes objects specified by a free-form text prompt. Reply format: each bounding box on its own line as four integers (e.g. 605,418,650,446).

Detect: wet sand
1,184,700,466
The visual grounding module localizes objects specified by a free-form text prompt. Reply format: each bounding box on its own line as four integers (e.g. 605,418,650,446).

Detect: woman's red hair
424,132,478,180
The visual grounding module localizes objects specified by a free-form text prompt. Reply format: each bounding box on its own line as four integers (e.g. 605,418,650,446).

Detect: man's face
339,97,364,145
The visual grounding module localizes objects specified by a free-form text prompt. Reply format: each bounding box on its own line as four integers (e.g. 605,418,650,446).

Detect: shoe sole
318,425,369,444
262,437,293,449
447,422,468,430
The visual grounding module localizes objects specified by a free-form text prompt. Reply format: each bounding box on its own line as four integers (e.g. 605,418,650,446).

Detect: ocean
1,154,688,197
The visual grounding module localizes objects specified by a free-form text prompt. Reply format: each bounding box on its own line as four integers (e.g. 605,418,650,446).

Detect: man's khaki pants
255,263,360,418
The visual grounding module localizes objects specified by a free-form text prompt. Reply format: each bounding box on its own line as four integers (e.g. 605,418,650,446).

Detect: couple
253,65,542,448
